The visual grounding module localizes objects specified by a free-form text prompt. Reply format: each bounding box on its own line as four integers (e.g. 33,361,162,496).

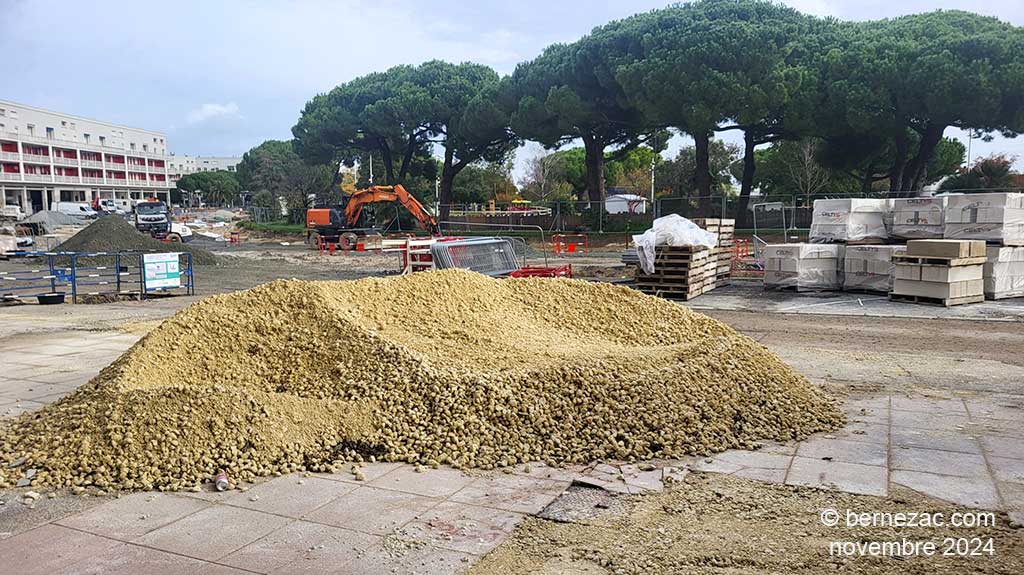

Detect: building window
84,134,90,143
130,143,136,151
61,121,67,127
99,135,105,145
0,108,5,117
46,127,54,139
143,144,148,152
27,124,34,135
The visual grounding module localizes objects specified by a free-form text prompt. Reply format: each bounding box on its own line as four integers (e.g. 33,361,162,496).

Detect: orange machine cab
306,208,334,228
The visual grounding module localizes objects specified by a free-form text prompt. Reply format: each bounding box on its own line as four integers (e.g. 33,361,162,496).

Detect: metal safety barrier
1,250,194,303
430,238,521,276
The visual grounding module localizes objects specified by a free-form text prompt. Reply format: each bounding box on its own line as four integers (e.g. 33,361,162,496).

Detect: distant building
167,154,242,183
605,193,649,214
0,99,172,215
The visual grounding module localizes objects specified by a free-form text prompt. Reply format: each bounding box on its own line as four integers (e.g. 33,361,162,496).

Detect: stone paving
1,329,1022,573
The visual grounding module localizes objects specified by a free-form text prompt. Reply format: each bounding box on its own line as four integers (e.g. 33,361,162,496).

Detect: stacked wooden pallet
891,240,986,307
692,218,734,286
634,246,717,300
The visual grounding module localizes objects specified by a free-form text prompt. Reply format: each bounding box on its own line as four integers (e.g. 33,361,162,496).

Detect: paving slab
786,456,887,496
64,542,215,575
890,447,988,478
796,437,888,467
314,462,404,485
891,426,981,454
220,519,379,574
305,485,440,536
224,475,357,518
988,456,1024,484
132,504,292,562
337,541,474,575
403,500,525,555
713,449,793,470
732,467,787,484
369,465,475,499
891,411,971,431
57,491,210,540
891,396,968,415
891,470,1001,510
826,421,890,445
450,474,569,514
0,524,122,574
981,435,1024,460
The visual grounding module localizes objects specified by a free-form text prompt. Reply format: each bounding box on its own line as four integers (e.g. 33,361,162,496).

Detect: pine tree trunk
735,130,757,227
582,134,606,205
903,124,944,192
693,130,712,216
888,129,908,197
438,146,456,222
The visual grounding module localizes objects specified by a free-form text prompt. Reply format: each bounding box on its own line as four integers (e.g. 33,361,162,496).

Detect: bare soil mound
57,215,217,265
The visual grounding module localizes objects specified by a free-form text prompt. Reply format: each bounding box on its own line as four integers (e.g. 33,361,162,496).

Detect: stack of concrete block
843,245,907,293
763,244,843,291
810,199,890,244
891,197,947,239
891,240,986,306
984,246,1024,300
944,193,1024,246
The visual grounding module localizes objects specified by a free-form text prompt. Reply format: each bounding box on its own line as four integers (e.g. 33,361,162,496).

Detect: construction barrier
1,250,194,303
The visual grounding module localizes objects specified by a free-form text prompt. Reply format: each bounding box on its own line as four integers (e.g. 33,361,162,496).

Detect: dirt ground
469,473,1024,575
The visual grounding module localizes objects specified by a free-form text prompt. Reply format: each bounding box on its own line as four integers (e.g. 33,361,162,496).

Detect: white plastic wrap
891,197,947,239
633,214,718,274
763,243,843,291
843,245,906,292
984,246,1024,299
810,199,890,243
944,193,1024,246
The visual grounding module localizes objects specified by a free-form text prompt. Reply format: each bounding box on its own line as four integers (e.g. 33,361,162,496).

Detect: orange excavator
305,184,438,247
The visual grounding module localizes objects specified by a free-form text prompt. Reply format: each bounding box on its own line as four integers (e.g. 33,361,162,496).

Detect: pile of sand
0,270,842,491
57,215,217,265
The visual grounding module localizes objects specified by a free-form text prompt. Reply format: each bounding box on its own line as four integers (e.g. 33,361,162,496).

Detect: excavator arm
343,185,439,234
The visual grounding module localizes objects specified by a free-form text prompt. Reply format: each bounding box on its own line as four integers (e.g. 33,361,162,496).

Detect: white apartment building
0,100,172,216
167,154,241,183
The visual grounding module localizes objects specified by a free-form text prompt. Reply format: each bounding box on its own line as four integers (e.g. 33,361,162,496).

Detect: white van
53,202,99,219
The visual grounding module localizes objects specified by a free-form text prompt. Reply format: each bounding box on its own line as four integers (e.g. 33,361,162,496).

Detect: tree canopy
289,0,1024,224
175,171,241,206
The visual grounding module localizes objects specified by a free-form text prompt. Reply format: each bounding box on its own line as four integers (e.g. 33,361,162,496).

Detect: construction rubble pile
0,270,842,492
58,215,218,265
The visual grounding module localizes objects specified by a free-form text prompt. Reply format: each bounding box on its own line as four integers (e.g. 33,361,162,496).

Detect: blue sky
3,0,1022,179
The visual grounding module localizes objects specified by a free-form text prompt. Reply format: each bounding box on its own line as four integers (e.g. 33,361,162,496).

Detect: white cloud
186,102,241,125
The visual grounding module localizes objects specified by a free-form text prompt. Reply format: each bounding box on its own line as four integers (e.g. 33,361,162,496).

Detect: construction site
2,0,1024,573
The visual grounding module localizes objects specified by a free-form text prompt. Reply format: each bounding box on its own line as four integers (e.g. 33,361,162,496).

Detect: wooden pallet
892,255,987,267
845,238,888,245
889,293,984,307
637,282,715,300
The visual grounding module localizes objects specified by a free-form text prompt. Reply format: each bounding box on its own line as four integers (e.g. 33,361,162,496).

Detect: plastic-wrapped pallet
944,193,1024,246
764,243,843,291
891,197,947,239
843,245,907,292
810,199,889,244
984,246,1024,300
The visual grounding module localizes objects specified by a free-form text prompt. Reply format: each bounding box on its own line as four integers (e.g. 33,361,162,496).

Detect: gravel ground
470,472,1024,574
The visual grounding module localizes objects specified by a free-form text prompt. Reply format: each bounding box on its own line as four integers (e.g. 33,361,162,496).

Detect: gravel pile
0,270,842,491
23,210,87,233
57,215,218,265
